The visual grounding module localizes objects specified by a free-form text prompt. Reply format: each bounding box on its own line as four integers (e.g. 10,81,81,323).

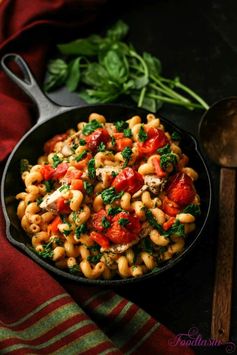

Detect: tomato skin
49,215,62,233
64,169,82,183
40,165,55,180
44,133,68,154
73,153,92,170
106,212,141,244
86,128,110,152
53,162,69,180
116,138,133,151
90,231,110,249
138,128,168,155
152,156,167,178
162,196,181,217
91,209,108,232
71,179,84,191
163,217,176,231
166,172,196,207
112,167,144,195
56,197,71,214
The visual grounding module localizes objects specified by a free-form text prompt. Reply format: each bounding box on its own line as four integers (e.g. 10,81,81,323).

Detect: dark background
48,0,237,354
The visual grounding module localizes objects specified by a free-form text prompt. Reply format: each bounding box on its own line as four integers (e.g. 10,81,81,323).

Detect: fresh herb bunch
44,20,209,112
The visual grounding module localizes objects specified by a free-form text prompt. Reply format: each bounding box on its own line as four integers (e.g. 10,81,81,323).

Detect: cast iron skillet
1,53,212,285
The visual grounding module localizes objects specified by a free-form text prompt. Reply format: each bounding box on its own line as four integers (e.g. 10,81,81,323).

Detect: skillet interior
1,103,212,285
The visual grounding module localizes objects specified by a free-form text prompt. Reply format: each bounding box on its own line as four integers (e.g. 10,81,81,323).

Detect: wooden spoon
199,97,237,342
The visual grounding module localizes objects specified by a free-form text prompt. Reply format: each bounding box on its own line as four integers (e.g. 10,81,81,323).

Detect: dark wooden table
48,1,237,353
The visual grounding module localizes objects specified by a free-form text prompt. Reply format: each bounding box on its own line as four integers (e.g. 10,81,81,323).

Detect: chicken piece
144,175,166,195
96,167,121,184
40,187,63,212
101,238,139,254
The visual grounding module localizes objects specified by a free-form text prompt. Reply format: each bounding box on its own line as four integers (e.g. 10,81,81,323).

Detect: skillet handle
1,53,71,123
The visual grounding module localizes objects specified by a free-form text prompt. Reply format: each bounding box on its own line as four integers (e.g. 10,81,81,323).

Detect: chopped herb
157,144,171,155
111,171,118,178
83,181,93,195
101,187,124,204
159,246,168,254
123,128,132,138
59,184,70,192
88,158,96,179
108,206,123,215
102,216,111,228
79,139,86,145
20,159,30,173
140,237,153,254
63,229,72,236
111,136,116,147
52,237,63,246
69,264,80,274
164,220,185,237
52,154,62,168
87,253,102,264
75,223,87,238
115,120,128,132
75,150,87,162
98,142,106,152
44,180,54,192
144,207,164,234
37,242,53,259
72,143,79,151
121,146,132,167
118,217,130,227
36,197,43,206
160,153,177,170
171,131,181,141
60,214,67,223
82,119,102,135
87,244,101,252
183,204,201,217
138,125,148,142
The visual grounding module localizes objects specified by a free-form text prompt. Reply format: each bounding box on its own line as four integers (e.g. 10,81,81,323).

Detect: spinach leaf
183,204,201,216
58,35,102,56
88,158,96,179
82,120,102,135
101,187,124,204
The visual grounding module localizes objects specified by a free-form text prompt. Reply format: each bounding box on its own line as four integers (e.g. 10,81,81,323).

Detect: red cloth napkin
0,1,195,354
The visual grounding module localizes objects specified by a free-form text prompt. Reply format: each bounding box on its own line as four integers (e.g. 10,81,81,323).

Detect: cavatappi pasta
16,112,201,280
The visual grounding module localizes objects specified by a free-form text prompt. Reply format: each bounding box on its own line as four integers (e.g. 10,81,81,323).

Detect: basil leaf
183,204,201,217
58,35,102,56
82,120,102,135
106,19,129,41
66,57,81,92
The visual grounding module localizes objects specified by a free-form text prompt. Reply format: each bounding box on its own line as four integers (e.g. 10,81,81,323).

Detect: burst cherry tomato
106,212,141,244
90,231,110,249
86,128,110,152
162,196,181,217
166,172,196,207
138,128,168,155
40,165,55,180
91,209,109,232
112,167,144,195
56,197,71,214
53,162,69,180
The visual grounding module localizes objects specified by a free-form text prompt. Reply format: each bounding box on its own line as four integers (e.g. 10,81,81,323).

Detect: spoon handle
211,167,236,342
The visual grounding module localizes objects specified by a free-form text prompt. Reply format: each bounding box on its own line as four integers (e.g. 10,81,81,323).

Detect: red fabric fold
0,1,195,354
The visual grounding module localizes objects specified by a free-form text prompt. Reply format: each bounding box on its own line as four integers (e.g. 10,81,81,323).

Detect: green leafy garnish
118,218,130,227
36,197,43,206
87,244,101,252
69,264,80,274
183,204,201,216
138,125,148,142
111,171,118,178
111,136,116,146
101,187,124,204
102,216,111,228
88,158,96,179
140,237,153,254
79,139,86,145
75,223,87,238
115,120,128,132
20,159,30,173
75,150,87,162
98,142,106,152
87,254,103,264
82,120,102,135
164,221,185,237
52,154,62,168
44,180,54,192
171,131,182,141
144,208,164,234
83,181,93,195
157,144,171,155
45,20,209,112
37,242,53,260
121,146,132,167
59,184,70,192
160,153,177,170
108,206,123,215
123,128,132,138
